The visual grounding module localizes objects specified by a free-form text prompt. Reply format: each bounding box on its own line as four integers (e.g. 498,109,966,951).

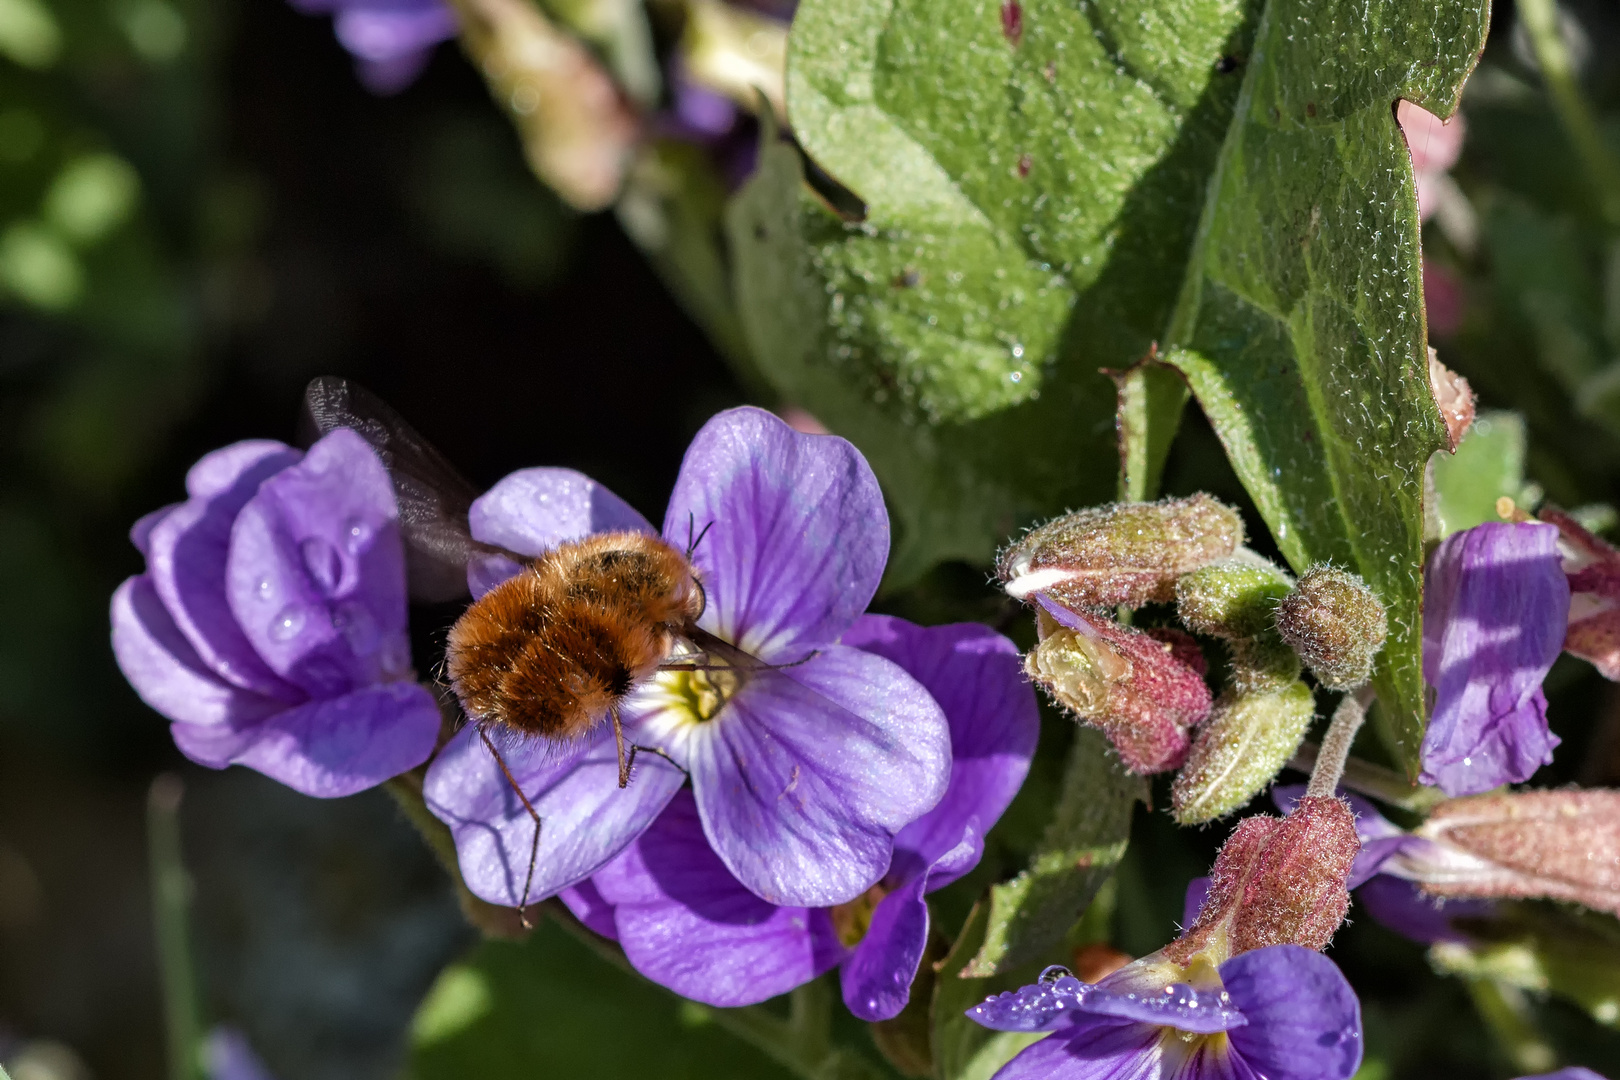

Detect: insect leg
477,724,543,931
610,703,631,788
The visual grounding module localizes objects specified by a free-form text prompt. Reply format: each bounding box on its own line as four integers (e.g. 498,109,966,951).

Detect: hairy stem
1290,741,1446,812
1306,687,1377,798
1517,0,1620,228
147,775,206,1080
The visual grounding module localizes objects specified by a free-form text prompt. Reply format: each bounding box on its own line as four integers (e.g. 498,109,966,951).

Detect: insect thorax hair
445,531,702,739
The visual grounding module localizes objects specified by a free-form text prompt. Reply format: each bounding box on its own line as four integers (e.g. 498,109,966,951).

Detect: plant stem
1465,977,1557,1075
1517,0,1620,228
1290,742,1446,812
147,774,206,1080
1306,687,1376,798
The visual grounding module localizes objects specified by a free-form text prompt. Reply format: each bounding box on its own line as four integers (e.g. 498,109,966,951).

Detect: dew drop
344,517,375,554
270,604,308,642
1038,964,1072,984
256,577,274,601
301,537,344,595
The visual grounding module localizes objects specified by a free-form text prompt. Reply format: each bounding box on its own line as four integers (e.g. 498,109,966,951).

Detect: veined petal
842,828,981,1021
663,406,887,663
988,1017,1171,1080
1081,979,1246,1035
423,721,684,907
842,615,1038,884
1354,875,1492,944
227,429,412,700
558,879,619,940
593,791,841,1007
112,576,285,728
231,682,440,798
688,646,951,907
466,468,653,597
1220,945,1362,1080
1421,522,1568,795
967,975,1092,1034
146,441,304,699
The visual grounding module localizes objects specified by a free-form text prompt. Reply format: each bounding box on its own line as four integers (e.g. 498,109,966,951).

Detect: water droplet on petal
300,537,344,595
1038,965,1072,984
270,604,308,642
344,517,375,554
256,577,274,600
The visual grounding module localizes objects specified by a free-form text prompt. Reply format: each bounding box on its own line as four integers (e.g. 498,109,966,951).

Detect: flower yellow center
658,667,743,722
829,882,890,947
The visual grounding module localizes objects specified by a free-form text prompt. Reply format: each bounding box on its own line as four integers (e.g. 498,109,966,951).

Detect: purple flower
203,1026,278,1080
968,945,1362,1080
568,615,1038,1017
287,0,457,94
423,407,953,912
1518,1071,1608,1080
111,430,441,797
1421,521,1570,796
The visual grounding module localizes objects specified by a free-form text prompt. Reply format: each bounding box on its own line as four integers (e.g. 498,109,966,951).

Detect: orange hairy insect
446,530,705,765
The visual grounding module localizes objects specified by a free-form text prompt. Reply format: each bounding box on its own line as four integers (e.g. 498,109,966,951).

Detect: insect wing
299,376,484,603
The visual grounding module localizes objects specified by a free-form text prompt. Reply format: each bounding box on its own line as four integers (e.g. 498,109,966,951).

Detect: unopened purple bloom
1421,521,1569,795
287,0,456,94
969,945,1362,1080
203,1026,278,1080
573,616,1038,1016
111,430,441,797
424,407,953,912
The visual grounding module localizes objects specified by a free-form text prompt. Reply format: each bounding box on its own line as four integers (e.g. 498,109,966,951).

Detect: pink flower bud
1408,790,1620,917
999,494,1244,610
1429,348,1475,451
1025,597,1211,774
1167,796,1361,964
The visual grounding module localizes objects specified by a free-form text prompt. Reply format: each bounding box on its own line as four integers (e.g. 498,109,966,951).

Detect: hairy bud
1227,632,1304,695
1025,598,1212,774
1407,790,1620,916
1000,494,1244,609
1274,565,1388,689
1177,557,1293,639
1167,796,1360,963
1171,681,1316,825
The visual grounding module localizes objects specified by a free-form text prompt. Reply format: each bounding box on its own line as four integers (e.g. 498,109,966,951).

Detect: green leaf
961,727,1144,978
1161,0,1489,771
1428,410,1528,539
407,919,798,1080
727,0,1261,579
930,903,1045,1080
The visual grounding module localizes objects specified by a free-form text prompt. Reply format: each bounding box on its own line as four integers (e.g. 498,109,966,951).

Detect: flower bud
1540,506,1620,681
1000,494,1244,609
1227,632,1303,695
1025,597,1211,774
1429,347,1476,452
1404,790,1620,917
1171,681,1316,825
1166,796,1360,963
1176,557,1293,639
1274,565,1388,689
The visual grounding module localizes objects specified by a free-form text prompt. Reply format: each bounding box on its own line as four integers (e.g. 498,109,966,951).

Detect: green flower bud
1227,631,1303,696
1171,680,1315,825
1176,557,1293,639
1274,564,1388,690
999,494,1244,610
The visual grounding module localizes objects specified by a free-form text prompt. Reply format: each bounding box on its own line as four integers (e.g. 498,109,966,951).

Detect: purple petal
842,615,1038,884
203,1025,279,1080
131,504,177,557
1421,522,1569,795
1221,944,1362,1080
466,467,654,596
332,3,456,62
1517,1070,1609,1080
991,1017,1203,1080
227,428,413,700
558,879,619,940
966,974,1092,1033
1355,874,1493,944
1080,977,1246,1035
423,720,684,907
663,406,888,663
592,791,842,1006
145,441,304,699
356,52,433,95
841,829,981,1021
229,682,441,797
111,576,284,728
688,645,951,907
